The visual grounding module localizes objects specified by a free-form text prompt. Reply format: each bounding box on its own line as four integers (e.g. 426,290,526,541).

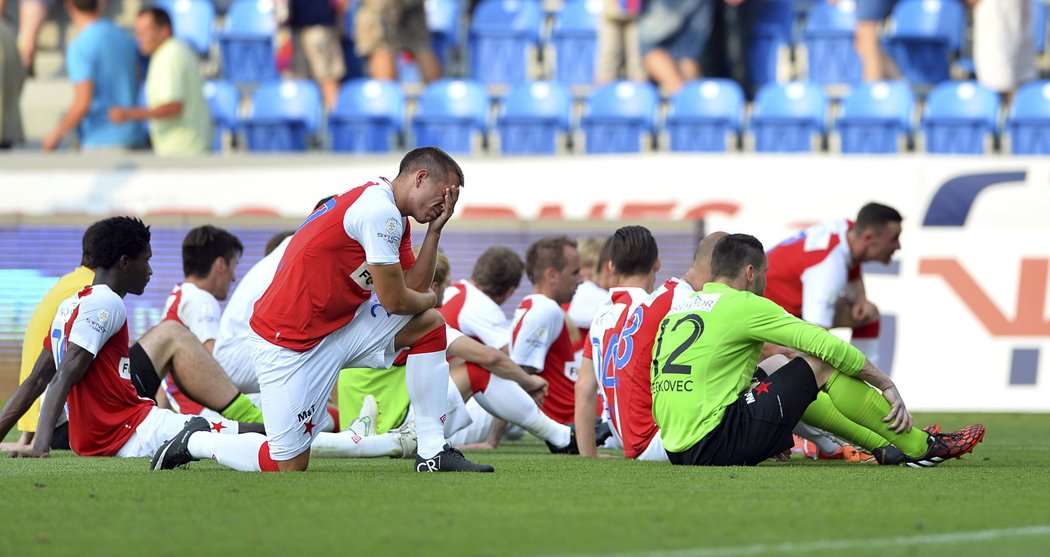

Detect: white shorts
213,337,260,393
446,397,493,446
636,430,669,462
253,295,413,461
116,407,238,458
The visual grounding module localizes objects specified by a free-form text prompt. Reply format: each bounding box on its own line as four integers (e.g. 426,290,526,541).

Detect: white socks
473,375,571,449
187,431,269,472
405,350,450,459
310,431,403,458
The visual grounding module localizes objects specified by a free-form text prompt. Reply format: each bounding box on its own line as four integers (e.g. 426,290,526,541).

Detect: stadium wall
1,154,1047,412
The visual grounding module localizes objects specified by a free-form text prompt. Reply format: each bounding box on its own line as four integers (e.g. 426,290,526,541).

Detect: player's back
764,218,854,317
440,280,511,349
510,294,578,424
163,282,221,343
250,181,413,351
587,287,648,451
609,278,693,458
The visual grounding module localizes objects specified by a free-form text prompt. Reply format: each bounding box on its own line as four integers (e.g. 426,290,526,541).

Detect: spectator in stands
286,0,347,111
971,0,1036,97
638,0,714,94
107,8,211,156
0,11,24,148
11,0,52,77
596,0,646,84
42,0,146,151
355,0,442,83
850,0,898,82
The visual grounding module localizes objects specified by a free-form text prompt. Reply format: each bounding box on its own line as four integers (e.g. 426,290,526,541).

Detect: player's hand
880,385,913,434
41,132,61,151
108,107,128,124
524,376,548,406
851,300,876,323
1,442,32,457
429,185,460,232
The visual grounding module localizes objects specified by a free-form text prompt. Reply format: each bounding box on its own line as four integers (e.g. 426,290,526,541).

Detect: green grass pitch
1,412,1048,557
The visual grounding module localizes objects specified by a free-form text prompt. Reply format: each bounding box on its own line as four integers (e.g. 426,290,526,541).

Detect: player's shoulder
181,282,220,305
78,285,127,321
522,294,564,319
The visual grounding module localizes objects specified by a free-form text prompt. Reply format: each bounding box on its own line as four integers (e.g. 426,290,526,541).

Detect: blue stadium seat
497,81,572,155
219,0,277,84
156,0,215,56
412,79,490,154
203,80,240,151
580,81,658,153
922,80,999,154
340,6,364,81
426,0,462,69
883,0,965,86
1034,0,1049,55
665,79,744,152
550,0,601,86
802,1,861,85
469,0,544,87
242,80,322,152
750,81,826,152
835,81,914,154
329,79,405,154
1006,81,1050,155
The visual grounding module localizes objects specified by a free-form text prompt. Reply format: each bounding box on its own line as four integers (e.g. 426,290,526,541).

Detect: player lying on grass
340,249,591,453
652,233,984,467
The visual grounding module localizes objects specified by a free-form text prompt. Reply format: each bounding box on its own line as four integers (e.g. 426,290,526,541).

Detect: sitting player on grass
652,234,985,467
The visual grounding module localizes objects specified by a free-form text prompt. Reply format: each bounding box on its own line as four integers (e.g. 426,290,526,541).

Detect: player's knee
757,354,791,375
801,355,835,384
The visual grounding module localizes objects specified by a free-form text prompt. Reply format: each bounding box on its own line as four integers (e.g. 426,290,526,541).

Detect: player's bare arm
449,336,548,405
574,358,599,457
29,344,96,456
851,359,912,434
43,81,92,151
371,262,438,315
405,186,460,293
0,349,58,452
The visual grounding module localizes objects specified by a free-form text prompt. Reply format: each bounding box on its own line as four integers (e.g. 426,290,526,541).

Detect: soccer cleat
415,444,494,473
873,424,986,467
595,420,614,447
392,420,417,459
819,445,876,463
151,416,210,471
353,395,378,437
923,423,941,435
546,424,579,455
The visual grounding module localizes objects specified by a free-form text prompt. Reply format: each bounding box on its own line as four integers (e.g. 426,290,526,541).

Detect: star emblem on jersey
304,421,316,436
210,421,225,433
754,381,771,396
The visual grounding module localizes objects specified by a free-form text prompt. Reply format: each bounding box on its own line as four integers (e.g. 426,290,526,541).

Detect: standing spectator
971,0,1036,97
355,0,442,83
14,0,53,77
287,0,347,111
638,0,715,94
0,12,24,148
852,0,898,82
108,8,212,156
42,0,145,151
595,0,646,84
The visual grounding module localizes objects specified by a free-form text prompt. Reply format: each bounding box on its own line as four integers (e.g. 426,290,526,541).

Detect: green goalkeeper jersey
651,282,867,453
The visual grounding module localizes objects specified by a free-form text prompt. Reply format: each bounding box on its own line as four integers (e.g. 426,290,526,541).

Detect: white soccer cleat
392,420,417,459
347,395,379,437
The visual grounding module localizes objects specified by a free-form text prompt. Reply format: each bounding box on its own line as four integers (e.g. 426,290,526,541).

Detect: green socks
221,393,265,424
801,391,891,452
824,372,929,457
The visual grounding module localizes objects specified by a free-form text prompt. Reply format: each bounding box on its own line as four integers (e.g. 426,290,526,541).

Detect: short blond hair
576,237,606,275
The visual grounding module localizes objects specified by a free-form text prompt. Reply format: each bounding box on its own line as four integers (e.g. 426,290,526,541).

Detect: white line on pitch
551,525,1050,557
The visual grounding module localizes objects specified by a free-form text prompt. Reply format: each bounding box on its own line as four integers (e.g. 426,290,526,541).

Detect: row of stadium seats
205,77,1050,155
163,0,1050,90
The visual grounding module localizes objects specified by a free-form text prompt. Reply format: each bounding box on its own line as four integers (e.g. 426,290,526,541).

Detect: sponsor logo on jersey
669,293,721,314
98,309,110,322
297,404,316,423
351,262,376,290
118,357,131,380
86,317,106,334
385,217,399,233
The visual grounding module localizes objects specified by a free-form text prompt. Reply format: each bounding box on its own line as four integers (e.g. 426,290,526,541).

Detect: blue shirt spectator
43,0,146,151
